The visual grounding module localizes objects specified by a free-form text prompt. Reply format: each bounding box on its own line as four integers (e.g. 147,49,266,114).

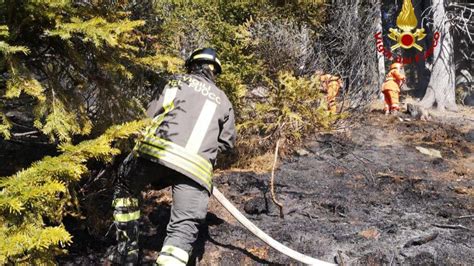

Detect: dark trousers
113,153,210,255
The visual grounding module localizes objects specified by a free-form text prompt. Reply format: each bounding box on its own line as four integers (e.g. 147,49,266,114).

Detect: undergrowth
233,71,345,171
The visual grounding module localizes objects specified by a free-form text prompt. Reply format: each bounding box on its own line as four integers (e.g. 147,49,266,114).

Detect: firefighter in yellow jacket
382,62,406,114
320,73,343,114
106,48,236,265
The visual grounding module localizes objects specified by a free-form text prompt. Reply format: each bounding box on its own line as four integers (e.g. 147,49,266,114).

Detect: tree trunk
376,1,385,89
419,0,457,111
413,0,431,98
354,0,360,17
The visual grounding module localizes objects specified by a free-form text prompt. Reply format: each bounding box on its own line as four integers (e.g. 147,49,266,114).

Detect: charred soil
60,111,473,265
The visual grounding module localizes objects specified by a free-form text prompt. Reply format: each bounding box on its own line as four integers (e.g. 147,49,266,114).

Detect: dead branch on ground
450,215,474,220
432,223,470,230
270,139,284,218
403,232,439,248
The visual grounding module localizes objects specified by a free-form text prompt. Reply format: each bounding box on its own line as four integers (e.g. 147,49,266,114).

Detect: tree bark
376,0,386,89
420,0,457,111
413,0,432,98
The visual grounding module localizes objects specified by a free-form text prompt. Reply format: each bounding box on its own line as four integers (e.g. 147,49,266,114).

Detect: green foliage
0,112,11,139
0,1,345,262
238,72,337,156
152,1,264,109
35,98,92,142
0,25,30,56
133,54,183,74
46,17,145,48
0,224,72,264
5,60,45,101
147,0,336,161
0,1,180,142
0,119,148,264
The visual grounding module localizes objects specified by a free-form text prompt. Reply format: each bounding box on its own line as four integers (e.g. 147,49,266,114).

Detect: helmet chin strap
202,65,216,81
189,64,217,82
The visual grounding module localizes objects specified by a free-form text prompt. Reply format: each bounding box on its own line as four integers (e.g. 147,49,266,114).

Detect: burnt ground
60,110,473,265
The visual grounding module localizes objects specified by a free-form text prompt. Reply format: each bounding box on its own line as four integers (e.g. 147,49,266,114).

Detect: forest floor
60,104,473,265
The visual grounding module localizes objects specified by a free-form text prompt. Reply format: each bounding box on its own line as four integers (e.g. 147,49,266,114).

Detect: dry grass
231,152,277,174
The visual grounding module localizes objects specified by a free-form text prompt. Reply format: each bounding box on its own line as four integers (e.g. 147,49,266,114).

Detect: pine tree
0,0,177,263
1,1,342,262
0,119,148,264
0,0,181,142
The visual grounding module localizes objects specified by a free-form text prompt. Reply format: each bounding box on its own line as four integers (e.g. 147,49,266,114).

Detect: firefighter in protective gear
382,62,406,114
105,48,236,265
319,73,343,114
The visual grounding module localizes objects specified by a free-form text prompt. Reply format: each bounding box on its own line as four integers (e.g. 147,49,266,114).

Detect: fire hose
212,187,336,266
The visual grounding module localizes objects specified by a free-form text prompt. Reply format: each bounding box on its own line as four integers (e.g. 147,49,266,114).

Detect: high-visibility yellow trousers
382,90,400,112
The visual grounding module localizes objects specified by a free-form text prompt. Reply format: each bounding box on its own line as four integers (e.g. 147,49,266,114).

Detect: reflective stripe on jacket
135,74,236,192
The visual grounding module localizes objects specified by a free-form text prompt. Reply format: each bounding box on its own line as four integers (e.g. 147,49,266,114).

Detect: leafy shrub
151,1,264,111
237,71,340,165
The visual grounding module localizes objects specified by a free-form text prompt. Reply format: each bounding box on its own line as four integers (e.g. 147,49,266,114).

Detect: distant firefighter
319,73,343,114
381,62,406,114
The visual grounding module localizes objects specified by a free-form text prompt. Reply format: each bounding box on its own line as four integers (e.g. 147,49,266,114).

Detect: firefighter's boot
106,197,140,265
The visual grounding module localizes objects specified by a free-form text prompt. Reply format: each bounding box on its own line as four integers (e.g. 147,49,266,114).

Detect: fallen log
213,187,336,265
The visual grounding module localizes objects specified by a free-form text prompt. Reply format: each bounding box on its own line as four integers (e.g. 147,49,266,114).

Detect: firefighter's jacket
135,74,236,192
382,68,405,93
320,74,342,94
